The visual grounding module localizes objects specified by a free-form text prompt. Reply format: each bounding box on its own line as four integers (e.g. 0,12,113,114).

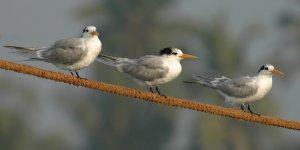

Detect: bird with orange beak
97,47,197,96
184,64,284,115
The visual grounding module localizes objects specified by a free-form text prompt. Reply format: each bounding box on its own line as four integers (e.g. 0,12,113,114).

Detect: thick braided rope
0,60,299,131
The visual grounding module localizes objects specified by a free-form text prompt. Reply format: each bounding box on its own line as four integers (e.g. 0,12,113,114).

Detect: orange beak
271,69,284,75
179,53,198,59
91,31,99,36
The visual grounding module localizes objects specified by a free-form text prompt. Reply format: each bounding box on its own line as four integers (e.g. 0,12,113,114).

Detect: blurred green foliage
1,0,300,150
74,0,282,150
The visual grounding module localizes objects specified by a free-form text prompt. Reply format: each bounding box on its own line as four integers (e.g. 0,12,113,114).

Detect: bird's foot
159,94,168,98
246,104,261,116
77,76,88,80
248,110,261,116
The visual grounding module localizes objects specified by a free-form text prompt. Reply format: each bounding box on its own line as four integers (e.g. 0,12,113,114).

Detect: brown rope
0,59,299,131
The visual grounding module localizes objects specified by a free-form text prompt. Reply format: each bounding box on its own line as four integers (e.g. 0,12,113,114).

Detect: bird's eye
171,52,177,55
264,67,268,70
85,29,89,32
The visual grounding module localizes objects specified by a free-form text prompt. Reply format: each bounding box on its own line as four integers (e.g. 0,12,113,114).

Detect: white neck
255,73,273,99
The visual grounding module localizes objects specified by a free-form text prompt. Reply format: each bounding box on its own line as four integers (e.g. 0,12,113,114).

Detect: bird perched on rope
4,25,102,78
97,47,198,97
184,64,284,115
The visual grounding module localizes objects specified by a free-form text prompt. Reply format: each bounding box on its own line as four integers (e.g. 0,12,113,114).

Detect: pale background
0,0,299,149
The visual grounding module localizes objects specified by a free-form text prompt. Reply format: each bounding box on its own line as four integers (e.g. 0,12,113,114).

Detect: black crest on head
159,47,173,55
83,27,87,33
258,65,267,73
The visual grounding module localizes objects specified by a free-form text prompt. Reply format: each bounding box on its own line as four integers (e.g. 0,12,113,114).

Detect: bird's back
117,55,169,82
216,76,258,99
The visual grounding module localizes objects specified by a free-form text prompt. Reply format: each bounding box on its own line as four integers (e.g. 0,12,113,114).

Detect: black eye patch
171,52,177,55
258,66,265,73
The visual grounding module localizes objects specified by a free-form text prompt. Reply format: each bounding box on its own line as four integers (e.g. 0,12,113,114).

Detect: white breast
69,37,102,70
147,58,182,86
253,75,272,101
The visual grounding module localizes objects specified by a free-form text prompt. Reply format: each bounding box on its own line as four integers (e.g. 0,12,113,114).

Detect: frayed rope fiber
0,59,299,131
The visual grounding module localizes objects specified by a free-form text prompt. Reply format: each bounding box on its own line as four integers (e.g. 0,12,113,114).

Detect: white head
159,47,197,61
258,64,284,76
82,25,99,38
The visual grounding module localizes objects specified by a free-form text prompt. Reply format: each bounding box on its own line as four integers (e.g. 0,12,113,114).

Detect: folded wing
216,76,258,98
40,38,85,65
118,55,169,81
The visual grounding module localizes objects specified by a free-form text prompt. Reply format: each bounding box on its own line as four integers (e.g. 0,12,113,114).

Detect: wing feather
40,38,85,65
117,55,169,81
216,76,258,98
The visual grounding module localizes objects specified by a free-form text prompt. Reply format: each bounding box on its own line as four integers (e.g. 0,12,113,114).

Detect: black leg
149,87,154,93
155,86,162,95
240,103,246,112
155,86,167,98
72,71,87,79
75,71,80,78
70,71,74,76
247,104,260,116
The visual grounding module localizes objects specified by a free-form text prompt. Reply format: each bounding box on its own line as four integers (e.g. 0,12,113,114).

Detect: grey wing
40,38,85,65
118,55,169,81
216,76,258,98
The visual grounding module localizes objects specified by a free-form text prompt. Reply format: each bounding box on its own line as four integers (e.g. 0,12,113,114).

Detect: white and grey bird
4,25,102,78
184,64,283,115
97,47,197,96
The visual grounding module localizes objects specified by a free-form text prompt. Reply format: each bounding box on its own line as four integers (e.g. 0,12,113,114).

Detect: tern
97,47,197,96
184,64,283,115
4,25,102,78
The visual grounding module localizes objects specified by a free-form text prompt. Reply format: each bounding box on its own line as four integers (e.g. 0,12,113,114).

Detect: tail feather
4,45,39,51
182,80,206,85
192,75,214,82
184,75,231,88
96,54,127,67
183,79,216,88
183,75,225,88
99,54,118,61
4,45,39,58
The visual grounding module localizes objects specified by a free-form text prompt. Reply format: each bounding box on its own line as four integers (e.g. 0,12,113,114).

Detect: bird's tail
96,54,127,67
183,75,217,88
4,45,41,59
184,75,230,89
